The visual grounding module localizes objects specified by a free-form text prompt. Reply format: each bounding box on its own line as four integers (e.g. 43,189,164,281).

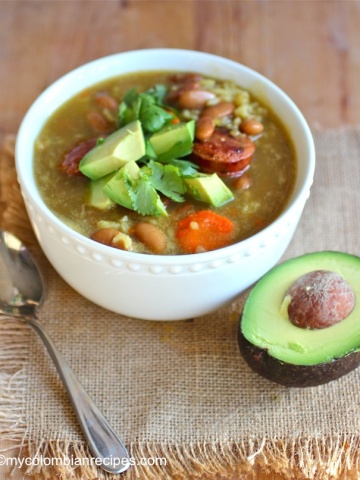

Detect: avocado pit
285,270,356,330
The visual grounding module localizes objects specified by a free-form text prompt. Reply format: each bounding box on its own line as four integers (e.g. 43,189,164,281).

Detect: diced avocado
79,120,145,180
86,174,116,209
103,161,167,216
184,173,234,207
148,120,195,163
238,251,360,387
103,161,140,210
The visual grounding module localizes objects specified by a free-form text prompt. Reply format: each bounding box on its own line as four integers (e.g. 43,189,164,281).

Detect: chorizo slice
192,128,255,177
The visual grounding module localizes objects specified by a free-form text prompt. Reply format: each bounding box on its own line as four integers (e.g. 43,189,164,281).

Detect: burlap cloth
1,127,360,480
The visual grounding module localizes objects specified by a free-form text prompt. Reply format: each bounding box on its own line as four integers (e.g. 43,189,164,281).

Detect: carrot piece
176,210,234,253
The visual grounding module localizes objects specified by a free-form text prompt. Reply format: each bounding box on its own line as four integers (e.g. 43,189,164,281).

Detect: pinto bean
233,173,252,190
178,90,216,110
169,73,203,84
91,228,132,250
195,117,215,141
87,111,109,132
240,118,264,136
167,81,201,103
132,222,167,254
95,92,119,110
201,101,235,119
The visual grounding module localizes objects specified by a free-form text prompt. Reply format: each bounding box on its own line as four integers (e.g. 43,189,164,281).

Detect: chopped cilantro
125,161,185,215
128,178,164,216
146,161,186,202
118,88,141,125
118,86,173,134
167,158,199,176
146,84,167,105
140,102,172,133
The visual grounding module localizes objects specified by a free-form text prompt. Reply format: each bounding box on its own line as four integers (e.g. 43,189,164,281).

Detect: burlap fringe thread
12,437,360,480
1,135,360,479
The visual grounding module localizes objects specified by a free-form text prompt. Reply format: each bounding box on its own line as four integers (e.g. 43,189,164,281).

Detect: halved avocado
238,251,360,387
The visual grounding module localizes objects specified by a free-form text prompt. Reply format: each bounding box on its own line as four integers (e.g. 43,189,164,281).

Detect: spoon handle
26,315,130,474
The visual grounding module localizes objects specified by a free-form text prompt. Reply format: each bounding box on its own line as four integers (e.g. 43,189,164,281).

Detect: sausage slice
192,127,255,177
60,138,98,176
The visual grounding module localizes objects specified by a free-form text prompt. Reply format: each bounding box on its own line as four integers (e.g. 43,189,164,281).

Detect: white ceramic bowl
15,49,315,321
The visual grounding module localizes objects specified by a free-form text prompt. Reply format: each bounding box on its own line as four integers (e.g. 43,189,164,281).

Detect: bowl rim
15,48,315,265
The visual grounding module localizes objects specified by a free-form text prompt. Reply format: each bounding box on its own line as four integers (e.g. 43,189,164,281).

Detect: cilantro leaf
125,166,167,216
128,179,162,216
140,104,173,133
139,93,172,132
118,90,141,126
147,161,185,202
167,159,199,176
118,86,173,133
146,84,167,105
123,87,139,104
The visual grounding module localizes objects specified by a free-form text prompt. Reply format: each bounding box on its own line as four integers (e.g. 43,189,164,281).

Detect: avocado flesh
79,120,145,180
102,160,167,216
86,174,116,209
240,251,360,366
184,173,234,207
148,121,195,163
103,161,140,210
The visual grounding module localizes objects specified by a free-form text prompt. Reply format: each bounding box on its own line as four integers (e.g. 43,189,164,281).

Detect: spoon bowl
0,230,42,317
0,229,130,474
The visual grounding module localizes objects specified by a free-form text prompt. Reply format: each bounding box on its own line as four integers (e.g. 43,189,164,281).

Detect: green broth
34,71,296,255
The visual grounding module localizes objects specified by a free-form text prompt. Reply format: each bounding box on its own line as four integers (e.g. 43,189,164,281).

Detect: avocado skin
238,319,360,387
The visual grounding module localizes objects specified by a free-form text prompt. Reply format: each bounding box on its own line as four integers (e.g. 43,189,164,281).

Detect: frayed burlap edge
15,436,360,480
0,135,38,249
2,134,360,480
0,317,29,448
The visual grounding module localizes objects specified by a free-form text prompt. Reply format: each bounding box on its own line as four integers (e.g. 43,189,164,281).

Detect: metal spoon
0,229,130,474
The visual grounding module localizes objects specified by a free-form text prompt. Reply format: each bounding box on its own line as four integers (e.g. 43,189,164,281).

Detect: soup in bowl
15,49,315,320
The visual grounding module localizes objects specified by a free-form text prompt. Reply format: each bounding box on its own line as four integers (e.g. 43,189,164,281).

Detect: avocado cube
102,161,140,210
86,174,116,209
79,120,145,180
148,120,195,163
184,173,234,207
